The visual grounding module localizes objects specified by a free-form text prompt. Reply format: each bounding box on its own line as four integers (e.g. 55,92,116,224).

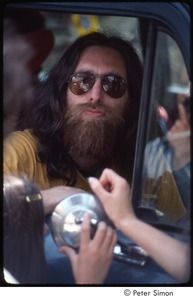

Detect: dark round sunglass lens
103,75,126,98
69,73,95,95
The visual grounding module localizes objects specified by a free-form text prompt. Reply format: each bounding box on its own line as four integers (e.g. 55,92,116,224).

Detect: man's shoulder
4,129,38,150
5,128,35,141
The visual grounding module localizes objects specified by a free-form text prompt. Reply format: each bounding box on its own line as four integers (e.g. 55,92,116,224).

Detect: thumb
88,177,109,200
59,245,77,261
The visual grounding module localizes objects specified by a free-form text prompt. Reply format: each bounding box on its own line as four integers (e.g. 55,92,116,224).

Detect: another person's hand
89,169,190,283
88,168,135,229
59,212,117,284
167,103,190,169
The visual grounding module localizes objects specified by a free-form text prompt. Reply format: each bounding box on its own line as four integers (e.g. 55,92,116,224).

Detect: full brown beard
63,103,126,160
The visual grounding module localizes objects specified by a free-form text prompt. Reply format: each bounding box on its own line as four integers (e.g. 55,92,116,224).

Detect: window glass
39,13,143,78
141,31,190,232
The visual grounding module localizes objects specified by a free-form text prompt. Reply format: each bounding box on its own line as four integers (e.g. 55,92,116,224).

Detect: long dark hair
3,174,46,284
24,31,143,185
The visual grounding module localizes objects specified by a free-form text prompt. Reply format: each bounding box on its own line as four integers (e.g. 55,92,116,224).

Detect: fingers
89,168,129,196
79,212,91,248
178,103,188,123
99,168,124,190
88,177,109,200
59,213,91,258
170,104,189,133
59,213,117,285
43,223,49,235
100,169,130,199
92,221,117,251
88,172,115,211
79,212,117,252
100,224,117,253
92,221,108,247
59,245,77,261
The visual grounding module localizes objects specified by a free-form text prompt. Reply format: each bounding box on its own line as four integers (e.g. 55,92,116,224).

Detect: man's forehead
75,46,127,76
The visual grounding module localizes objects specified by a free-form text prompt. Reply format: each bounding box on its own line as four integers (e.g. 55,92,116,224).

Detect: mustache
65,102,113,116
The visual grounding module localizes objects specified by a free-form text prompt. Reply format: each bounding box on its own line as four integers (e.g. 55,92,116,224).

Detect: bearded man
4,31,143,214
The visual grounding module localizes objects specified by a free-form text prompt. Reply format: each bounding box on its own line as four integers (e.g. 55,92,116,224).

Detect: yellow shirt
3,129,91,192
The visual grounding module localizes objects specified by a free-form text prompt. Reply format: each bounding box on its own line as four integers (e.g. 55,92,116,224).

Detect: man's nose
89,79,103,103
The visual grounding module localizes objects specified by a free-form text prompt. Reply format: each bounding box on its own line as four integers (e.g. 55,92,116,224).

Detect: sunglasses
68,72,127,99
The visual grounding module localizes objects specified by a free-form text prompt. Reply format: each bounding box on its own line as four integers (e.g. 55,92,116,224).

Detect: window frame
132,20,190,234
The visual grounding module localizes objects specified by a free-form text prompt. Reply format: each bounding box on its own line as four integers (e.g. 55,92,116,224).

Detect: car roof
5,2,190,73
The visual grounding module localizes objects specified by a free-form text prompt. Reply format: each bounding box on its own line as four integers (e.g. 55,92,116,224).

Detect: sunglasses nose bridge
89,76,104,102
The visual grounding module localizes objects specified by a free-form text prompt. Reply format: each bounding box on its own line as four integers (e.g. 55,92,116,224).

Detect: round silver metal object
51,192,114,249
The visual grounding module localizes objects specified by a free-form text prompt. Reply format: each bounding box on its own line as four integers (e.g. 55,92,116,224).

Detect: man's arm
41,186,85,215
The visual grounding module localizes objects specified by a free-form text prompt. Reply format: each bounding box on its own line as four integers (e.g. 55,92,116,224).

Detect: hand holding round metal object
51,192,114,249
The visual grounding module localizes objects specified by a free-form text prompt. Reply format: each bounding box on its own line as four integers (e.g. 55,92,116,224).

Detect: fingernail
88,176,96,181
